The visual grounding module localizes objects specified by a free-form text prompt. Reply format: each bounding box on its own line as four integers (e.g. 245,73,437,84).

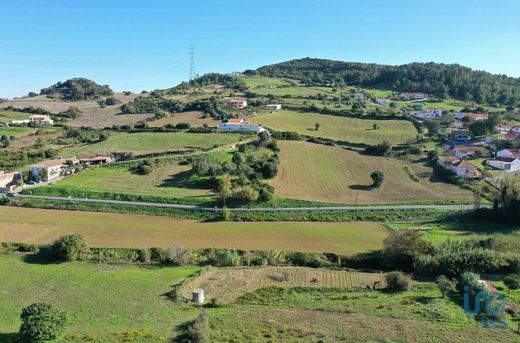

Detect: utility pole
189,45,196,80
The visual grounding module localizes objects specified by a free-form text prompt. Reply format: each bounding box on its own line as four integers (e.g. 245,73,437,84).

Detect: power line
189,45,196,80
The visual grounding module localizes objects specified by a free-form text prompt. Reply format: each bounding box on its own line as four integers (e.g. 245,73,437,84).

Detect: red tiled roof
454,147,475,153
452,160,477,169
227,118,242,124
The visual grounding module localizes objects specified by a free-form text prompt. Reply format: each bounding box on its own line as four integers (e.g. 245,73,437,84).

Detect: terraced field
252,110,418,144
251,86,336,97
270,141,472,204
60,131,244,156
0,126,36,138
180,267,387,303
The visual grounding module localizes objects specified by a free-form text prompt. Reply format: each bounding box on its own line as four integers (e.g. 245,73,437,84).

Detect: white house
0,171,21,191
415,109,442,119
217,118,265,133
438,156,480,178
453,131,472,143
228,99,248,109
496,149,520,160
486,158,520,172
266,104,282,112
29,158,78,182
29,115,54,125
354,92,365,100
400,92,427,101
453,146,476,159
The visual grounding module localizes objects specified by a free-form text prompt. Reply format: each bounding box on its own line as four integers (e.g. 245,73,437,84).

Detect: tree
218,173,233,204
503,274,520,292
372,123,379,130
436,275,456,298
50,234,89,261
496,175,520,223
370,170,384,188
469,120,489,137
19,303,67,341
385,272,412,292
315,122,320,131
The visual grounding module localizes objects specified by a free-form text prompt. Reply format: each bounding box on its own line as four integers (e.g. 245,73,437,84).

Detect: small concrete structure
192,288,204,304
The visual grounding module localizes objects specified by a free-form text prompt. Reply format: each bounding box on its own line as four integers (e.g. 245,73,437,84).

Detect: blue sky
1,0,519,98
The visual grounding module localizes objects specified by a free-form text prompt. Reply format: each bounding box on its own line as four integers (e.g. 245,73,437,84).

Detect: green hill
253,58,520,106
40,78,113,101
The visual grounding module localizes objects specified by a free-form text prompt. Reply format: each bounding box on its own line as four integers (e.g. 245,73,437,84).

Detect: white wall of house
30,165,64,181
486,159,520,171
454,149,475,159
497,149,519,159
217,123,265,133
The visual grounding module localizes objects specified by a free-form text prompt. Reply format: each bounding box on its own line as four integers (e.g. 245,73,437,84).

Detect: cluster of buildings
400,92,428,101
217,118,266,134
28,156,114,183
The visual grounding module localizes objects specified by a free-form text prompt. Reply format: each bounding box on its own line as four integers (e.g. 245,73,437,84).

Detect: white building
217,118,266,133
453,146,476,159
29,115,54,125
486,158,520,172
415,109,442,119
354,92,365,100
400,92,427,101
228,99,248,109
437,156,481,178
266,104,282,112
454,112,488,121
29,158,78,182
496,149,520,160
0,171,21,191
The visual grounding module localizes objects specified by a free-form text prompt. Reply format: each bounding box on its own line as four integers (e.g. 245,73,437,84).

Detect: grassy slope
0,127,36,138
252,110,417,144
237,76,290,88
32,160,215,203
0,207,388,255
270,141,472,204
148,111,219,128
60,131,244,156
0,110,32,123
0,255,199,341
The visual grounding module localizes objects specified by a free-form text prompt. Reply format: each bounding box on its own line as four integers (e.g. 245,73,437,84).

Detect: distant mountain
40,78,113,101
253,58,520,106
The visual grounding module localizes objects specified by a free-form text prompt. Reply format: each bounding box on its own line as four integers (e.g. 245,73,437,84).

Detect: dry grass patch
271,141,472,204
0,207,387,254
180,267,387,303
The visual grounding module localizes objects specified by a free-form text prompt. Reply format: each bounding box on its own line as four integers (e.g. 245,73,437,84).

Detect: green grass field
2,255,517,342
0,127,36,138
237,76,290,89
252,86,337,97
0,255,199,342
270,141,473,204
0,207,388,255
34,159,215,204
60,131,244,156
252,110,417,144
0,110,32,123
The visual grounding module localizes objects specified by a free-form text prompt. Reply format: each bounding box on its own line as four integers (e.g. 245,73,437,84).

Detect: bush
19,303,67,341
436,275,456,298
370,170,384,188
286,252,329,268
205,249,242,267
457,272,484,294
49,234,89,261
165,246,195,266
385,271,412,292
503,274,520,290
185,311,209,343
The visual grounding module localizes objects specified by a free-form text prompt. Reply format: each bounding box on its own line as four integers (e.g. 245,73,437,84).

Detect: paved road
13,194,489,212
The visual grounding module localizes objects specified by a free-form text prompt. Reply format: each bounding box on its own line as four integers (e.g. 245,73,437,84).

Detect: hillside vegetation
255,58,520,106
40,78,113,100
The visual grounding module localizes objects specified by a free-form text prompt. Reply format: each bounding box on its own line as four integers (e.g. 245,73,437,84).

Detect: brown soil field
180,267,387,303
0,207,388,255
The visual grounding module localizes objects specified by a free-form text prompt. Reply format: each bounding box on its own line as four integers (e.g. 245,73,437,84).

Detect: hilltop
40,77,113,101
252,58,520,106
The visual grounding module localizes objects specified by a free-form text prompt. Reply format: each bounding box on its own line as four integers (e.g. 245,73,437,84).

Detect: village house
454,112,489,121
415,109,442,119
29,114,54,125
0,171,21,191
78,156,114,166
29,158,78,182
452,130,472,143
453,146,476,159
437,156,481,178
496,149,520,160
485,149,520,172
217,118,266,134
227,99,248,109
266,104,282,112
354,92,365,100
400,92,427,101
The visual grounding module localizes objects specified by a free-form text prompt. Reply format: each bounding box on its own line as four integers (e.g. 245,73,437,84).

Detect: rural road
12,194,489,212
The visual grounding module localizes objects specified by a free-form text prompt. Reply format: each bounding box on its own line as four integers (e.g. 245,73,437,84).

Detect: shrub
19,303,67,341
385,271,412,292
457,272,484,294
165,246,195,266
503,274,520,290
138,248,151,263
205,249,242,267
370,170,384,188
286,252,329,268
436,275,456,298
175,122,191,129
49,234,89,261
185,311,209,343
